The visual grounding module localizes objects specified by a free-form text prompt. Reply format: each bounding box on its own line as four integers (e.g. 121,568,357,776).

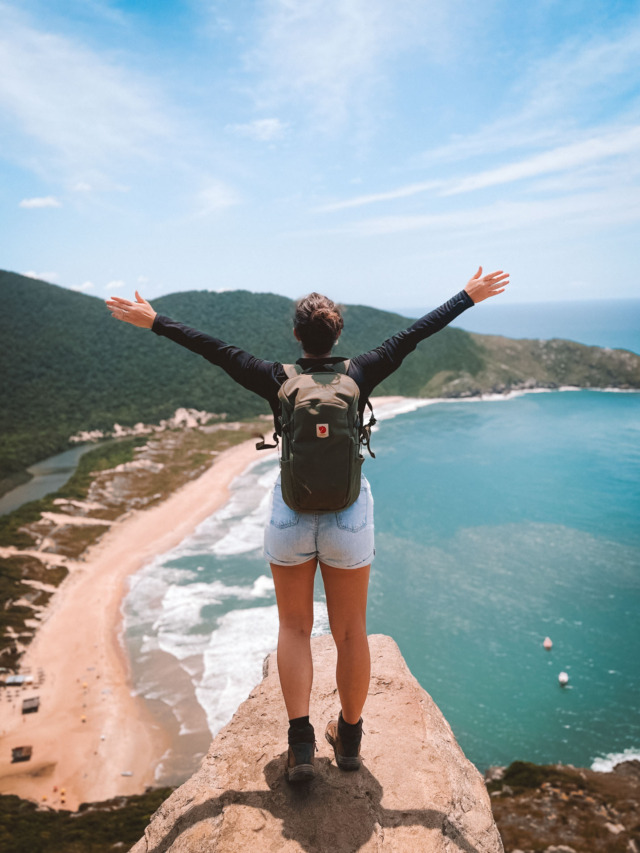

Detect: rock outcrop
131,634,502,852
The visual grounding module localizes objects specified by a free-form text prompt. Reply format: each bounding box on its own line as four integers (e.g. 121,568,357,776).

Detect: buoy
543,637,553,650
558,671,569,686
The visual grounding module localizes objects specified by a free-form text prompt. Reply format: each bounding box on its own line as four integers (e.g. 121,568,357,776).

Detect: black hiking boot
325,712,363,771
287,723,316,783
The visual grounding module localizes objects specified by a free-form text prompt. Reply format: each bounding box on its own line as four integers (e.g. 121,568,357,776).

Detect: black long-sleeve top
151,289,474,429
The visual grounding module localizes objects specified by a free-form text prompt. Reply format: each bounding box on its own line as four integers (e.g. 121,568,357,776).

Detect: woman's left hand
464,267,509,304
105,291,157,328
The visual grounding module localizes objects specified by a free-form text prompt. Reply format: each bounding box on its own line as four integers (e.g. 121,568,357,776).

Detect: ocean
450,298,640,355
122,387,640,785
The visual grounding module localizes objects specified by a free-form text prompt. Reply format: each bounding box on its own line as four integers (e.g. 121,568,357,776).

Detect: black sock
339,712,362,733
289,715,310,730
288,715,314,744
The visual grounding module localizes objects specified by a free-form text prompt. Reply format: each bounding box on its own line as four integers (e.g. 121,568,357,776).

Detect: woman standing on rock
106,266,508,782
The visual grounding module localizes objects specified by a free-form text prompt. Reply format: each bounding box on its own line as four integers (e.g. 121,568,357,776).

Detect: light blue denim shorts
263,475,375,570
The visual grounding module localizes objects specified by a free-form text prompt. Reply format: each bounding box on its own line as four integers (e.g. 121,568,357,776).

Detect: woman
106,266,508,783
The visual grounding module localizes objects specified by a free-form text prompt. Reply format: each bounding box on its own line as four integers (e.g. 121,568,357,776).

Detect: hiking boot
325,712,363,771
287,725,316,783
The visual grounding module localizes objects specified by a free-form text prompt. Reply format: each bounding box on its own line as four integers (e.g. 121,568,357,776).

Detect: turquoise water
123,390,640,781
367,391,640,770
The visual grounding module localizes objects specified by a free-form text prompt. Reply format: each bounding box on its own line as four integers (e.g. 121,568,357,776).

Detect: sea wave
195,601,330,736
591,748,640,772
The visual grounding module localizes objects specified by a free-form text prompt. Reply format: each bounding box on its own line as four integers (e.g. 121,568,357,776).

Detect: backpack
256,360,376,512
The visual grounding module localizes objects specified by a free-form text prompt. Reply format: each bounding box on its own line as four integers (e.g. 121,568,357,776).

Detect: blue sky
1,0,639,310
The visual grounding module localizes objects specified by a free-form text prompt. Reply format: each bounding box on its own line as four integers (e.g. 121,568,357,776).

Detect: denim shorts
263,475,375,570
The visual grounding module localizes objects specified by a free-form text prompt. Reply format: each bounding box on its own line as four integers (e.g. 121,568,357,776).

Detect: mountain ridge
2,269,639,484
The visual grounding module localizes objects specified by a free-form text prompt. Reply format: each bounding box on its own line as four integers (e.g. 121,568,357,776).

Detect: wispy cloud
314,16,640,221
329,187,640,238
105,279,125,290
19,196,61,208
249,0,461,128
196,179,241,216
71,280,95,292
0,5,172,179
444,126,640,196
226,118,288,141
315,180,443,212
418,18,640,168
316,125,640,212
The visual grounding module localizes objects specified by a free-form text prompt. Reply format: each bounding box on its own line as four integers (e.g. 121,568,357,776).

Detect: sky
1,0,639,311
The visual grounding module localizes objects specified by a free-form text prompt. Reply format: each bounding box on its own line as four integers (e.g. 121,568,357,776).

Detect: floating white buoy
558,671,569,686
543,637,553,650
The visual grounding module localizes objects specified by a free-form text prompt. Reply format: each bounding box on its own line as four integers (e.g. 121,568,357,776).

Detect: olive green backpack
257,361,376,512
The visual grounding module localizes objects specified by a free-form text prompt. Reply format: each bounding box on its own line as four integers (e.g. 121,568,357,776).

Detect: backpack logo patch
316,424,329,438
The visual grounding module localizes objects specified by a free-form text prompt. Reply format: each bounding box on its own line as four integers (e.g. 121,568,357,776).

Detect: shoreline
0,437,263,811
1,388,637,810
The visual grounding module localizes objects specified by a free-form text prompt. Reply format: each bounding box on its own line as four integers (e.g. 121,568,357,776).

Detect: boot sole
325,732,362,771
287,763,316,783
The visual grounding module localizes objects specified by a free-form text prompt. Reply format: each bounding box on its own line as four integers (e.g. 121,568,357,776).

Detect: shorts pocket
335,485,369,532
270,483,301,529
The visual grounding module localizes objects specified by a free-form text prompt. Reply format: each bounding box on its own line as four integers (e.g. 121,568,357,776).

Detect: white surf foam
195,600,330,737
371,386,640,430
591,748,640,772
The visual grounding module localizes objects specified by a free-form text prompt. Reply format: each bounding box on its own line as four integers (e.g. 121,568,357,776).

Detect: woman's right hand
464,267,509,303
105,291,157,328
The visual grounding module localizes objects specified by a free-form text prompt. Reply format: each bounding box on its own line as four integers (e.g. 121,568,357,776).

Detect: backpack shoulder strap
282,363,302,380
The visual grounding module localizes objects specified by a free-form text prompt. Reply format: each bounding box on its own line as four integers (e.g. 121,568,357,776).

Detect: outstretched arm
350,266,509,395
106,291,157,327
463,267,509,303
104,291,282,405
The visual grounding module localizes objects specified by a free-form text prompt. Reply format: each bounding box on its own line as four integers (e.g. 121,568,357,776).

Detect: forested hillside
0,270,483,482
2,269,640,485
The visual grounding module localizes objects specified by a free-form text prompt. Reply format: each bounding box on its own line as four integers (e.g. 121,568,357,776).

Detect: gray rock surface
131,634,503,852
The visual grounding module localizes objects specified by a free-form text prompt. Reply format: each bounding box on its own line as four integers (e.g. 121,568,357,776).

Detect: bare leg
320,562,371,724
270,559,317,719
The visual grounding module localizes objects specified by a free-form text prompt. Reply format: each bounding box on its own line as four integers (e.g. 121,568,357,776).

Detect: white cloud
19,196,61,208
71,280,95,292
137,275,149,283
331,187,640,238
106,280,125,290
196,179,240,216
316,180,443,212
443,126,640,196
226,118,288,141
316,125,640,212
22,270,59,282
72,181,93,192
418,19,640,169
250,0,460,127
0,6,172,176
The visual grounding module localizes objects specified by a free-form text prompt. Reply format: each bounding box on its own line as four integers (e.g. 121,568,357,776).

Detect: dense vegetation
3,269,639,486
0,789,174,853
0,270,484,482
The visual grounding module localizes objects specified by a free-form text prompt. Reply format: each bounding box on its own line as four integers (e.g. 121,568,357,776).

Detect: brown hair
294,292,344,356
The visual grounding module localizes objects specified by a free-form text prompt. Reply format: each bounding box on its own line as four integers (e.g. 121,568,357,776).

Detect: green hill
1,269,639,486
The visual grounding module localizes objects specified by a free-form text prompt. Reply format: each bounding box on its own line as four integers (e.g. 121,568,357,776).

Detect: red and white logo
316,424,329,438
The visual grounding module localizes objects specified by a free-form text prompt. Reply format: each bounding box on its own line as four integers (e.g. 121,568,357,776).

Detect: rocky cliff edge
131,634,503,853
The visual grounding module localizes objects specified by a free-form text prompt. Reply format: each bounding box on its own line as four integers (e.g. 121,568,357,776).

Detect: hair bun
294,293,344,356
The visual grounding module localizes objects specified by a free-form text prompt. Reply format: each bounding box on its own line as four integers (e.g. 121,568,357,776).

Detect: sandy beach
0,437,263,811
0,396,406,811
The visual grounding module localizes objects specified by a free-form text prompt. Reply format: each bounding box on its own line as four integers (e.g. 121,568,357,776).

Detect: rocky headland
131,634,503,853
